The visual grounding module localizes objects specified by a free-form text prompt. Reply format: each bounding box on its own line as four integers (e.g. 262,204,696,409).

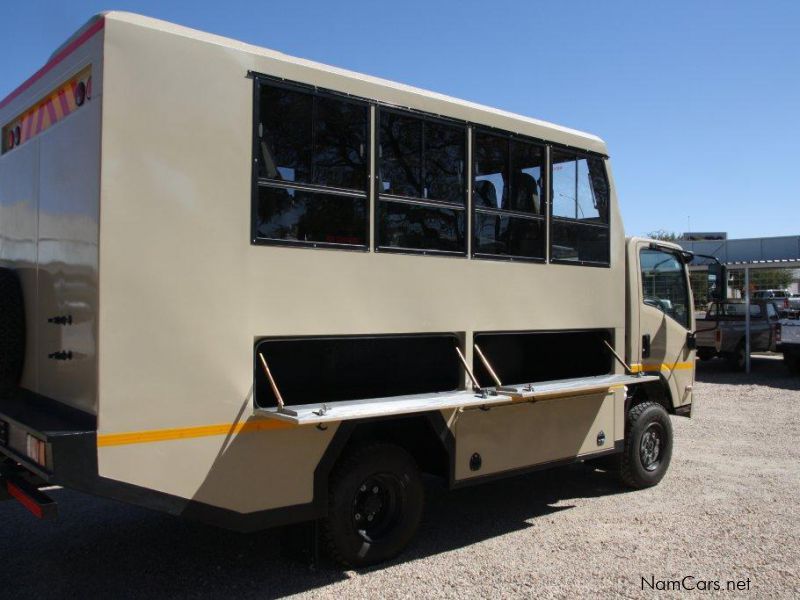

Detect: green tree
647,230,680,241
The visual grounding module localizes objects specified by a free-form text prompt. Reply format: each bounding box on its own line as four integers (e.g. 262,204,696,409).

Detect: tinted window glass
474,133,508,209
259,85,312,183
640,249,690,328
380,112,422,197
424,121,465,203
256,186,367,246
552,151,608,223
509,141,544,214
378,202,464,252
707,303,763,319
474,213,544,258
313,96,368,191
551,221,609,264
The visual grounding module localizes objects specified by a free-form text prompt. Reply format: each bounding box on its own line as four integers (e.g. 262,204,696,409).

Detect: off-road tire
0,268,25,386
620,401,673,489
322,443,423,567
725,342,747,371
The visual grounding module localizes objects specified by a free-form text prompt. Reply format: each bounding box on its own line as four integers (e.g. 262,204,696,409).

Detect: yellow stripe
97,383,638,447
97,419,296,447
630,361,694,373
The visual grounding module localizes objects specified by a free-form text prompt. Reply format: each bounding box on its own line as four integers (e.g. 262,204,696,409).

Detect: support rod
745,267,751,374
455,346,482,392
258,352,285,410
474,344,502,387
602,339,634,375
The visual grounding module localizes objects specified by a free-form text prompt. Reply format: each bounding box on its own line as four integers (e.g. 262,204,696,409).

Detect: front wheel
784,351,800,375
620,402,673,489
322,443,424,567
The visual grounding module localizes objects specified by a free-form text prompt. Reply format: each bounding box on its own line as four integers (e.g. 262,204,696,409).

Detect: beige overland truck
0,13,701,566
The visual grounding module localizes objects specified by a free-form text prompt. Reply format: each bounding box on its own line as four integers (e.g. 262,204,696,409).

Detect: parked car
695,300,780,370
776,315,800,374
753,289,792,314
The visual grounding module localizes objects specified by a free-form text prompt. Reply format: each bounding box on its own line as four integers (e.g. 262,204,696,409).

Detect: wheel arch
627,373,677,415
313,412,454,515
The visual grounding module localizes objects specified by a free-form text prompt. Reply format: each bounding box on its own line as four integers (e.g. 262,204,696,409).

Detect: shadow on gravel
0,464,627,599
696,354,800,391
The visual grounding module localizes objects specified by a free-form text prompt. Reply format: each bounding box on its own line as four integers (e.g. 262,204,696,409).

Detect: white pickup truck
777,317,800,374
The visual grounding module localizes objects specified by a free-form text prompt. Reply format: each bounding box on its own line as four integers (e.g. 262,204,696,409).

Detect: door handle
642,334,651,358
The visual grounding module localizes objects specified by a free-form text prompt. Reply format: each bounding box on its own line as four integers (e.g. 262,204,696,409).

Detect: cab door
634,242,695,409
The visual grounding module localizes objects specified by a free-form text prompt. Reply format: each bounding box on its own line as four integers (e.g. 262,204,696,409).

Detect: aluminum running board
255,373,659,426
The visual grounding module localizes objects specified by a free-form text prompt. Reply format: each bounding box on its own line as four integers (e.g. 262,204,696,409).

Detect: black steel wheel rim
639,422,664,472
352,473,403,542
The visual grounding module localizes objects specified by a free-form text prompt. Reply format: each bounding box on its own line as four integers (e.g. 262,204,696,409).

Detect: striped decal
0,17,103,111
97,418,297,448
2,66,92,154
99,385,631,447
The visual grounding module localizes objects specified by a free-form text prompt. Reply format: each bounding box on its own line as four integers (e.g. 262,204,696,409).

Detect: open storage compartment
473,329,613,387
254,333,462,408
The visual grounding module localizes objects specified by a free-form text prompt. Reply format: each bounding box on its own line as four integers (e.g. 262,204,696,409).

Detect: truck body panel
0,12,693,530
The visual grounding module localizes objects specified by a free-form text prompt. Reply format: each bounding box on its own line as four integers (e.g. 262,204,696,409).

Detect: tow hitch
0,465,58,520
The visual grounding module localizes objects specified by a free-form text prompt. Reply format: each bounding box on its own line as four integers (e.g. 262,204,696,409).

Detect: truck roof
3,11,609,156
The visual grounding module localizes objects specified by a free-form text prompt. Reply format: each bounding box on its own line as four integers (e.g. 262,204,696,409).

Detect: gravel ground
1,355,798,599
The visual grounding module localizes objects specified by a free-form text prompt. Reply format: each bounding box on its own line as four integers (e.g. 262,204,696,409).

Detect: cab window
640,248,690,328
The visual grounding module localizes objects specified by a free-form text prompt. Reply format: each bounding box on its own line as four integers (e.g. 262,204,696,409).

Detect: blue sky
2,1,798,239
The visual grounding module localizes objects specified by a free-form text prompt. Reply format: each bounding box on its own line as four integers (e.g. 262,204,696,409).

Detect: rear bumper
0,385,97,491
0,462,58,519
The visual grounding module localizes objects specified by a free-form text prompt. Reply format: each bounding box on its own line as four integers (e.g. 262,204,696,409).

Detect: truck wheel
696,348,715,361
620,402,673,489
725,342,746,371
784,351,800,375
0,268,26,386
322,443,424,567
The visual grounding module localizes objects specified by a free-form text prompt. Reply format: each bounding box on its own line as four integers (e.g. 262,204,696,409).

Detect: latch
47,351,73,361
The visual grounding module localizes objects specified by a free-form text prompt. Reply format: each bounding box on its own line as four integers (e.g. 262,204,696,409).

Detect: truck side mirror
708,263,727,301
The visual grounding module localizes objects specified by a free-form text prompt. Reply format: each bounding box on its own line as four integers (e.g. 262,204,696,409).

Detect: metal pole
474,344,502,387
455,346,482,392
258,352,286,410
744,267,751,374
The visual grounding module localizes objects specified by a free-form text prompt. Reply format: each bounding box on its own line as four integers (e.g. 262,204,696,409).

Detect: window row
252,79,610,265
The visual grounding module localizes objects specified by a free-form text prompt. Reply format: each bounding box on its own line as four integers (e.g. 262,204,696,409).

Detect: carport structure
678,236,800,373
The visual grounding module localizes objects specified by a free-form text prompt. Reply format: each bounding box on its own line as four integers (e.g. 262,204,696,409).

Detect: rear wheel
620,401,673,489
322,443,424,567
696,348,715,361
725,342,747,371
0,268,26,386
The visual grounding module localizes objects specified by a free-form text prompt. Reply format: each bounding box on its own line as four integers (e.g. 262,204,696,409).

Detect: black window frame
249,72,614,266
549,148,611,268
251,75,371,252
471,128,548,263
639,247,692,329
375,106,468,257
